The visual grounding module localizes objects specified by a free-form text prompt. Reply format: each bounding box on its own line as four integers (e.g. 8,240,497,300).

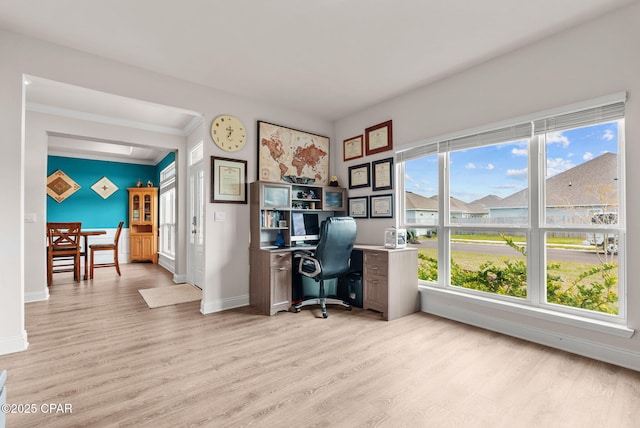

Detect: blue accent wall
47,156,157,228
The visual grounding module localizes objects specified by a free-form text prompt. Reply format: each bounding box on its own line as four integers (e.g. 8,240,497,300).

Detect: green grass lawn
416,247,618,292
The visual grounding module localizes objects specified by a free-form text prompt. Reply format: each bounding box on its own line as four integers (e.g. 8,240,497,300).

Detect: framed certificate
211,156,247,203
372,157,393,191
348,163,370,189
343,134,363,161
365,120,393,156
370,194,394,218
348,197,369,218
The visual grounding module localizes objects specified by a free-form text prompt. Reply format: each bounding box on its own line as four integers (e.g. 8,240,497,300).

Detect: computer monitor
291,212,320,243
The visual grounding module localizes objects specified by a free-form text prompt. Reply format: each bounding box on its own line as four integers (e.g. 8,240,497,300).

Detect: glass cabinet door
262,184,290,209
132,195,140,221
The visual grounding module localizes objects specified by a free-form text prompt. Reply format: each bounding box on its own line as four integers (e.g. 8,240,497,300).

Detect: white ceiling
1,0,637,162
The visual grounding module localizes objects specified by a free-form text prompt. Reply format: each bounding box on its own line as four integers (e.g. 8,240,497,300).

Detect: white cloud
405,173,415,182
603,129,615,141
583,152,593,161
486,163,494,170
547,157,575,177
506,168,528,181
511,148,527,156
465,162,475,169
547,131,570,148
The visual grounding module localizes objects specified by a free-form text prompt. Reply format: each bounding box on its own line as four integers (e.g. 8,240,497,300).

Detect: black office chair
293,216,357,318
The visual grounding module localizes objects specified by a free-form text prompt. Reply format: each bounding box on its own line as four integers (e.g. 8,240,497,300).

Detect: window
399,95,625,322
159,162,176,259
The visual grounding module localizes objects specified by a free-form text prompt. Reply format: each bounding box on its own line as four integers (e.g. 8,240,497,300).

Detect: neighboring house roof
406,191,438,210
491,152,617,209
406,153,617,214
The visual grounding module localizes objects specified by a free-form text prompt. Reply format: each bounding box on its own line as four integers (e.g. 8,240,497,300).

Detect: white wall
334,3,640,369
0,29,333,355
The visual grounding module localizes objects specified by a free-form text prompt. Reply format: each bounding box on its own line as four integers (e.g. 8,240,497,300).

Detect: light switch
24,213,37,223
215,212,226,222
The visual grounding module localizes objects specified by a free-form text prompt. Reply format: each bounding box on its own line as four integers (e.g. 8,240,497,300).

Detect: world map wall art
47,169,81,203
257,121,330,186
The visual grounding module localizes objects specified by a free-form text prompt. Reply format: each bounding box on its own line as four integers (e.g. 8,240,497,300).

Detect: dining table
81,230,106,280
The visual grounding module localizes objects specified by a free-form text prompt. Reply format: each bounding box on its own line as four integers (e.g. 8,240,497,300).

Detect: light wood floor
2,263,640,428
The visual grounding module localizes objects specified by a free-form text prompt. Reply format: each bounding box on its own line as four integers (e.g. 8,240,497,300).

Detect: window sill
419,284,634,339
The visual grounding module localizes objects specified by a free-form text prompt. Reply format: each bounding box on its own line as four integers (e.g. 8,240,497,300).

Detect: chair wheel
347,306,352,311
322,312,328,318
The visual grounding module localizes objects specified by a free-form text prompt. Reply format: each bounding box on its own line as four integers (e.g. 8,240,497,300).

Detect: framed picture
324,188,345,210
211,156,247,203
370,194,394,218
365,120,393,156
348,197,369,218
257,121,330,185
343,134,364,161
372,157,394,191
348,162,370,189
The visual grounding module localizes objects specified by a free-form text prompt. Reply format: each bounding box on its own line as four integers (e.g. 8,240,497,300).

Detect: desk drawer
363,273,388,312
363,251,388,277
270,252,291,268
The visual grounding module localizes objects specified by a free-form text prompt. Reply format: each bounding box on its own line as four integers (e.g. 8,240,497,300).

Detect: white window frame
159,161,176,259
398,93,628,330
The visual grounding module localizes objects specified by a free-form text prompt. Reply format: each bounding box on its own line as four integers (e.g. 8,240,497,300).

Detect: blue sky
405,121,619,203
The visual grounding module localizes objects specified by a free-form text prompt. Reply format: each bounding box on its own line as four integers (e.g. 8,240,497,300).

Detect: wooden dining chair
90,221,124,279
47,222,82,286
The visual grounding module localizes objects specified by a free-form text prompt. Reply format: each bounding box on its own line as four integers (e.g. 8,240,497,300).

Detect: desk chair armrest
298,254,321,278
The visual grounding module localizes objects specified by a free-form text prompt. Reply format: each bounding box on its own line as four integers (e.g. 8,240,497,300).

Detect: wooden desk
249,245,419,320
81,230,106,280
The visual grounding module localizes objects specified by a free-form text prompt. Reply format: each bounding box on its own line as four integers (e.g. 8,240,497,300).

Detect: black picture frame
372,157,393,191
348,196,369,218
348,162,370,189
370,194,393,218
210,156,247,204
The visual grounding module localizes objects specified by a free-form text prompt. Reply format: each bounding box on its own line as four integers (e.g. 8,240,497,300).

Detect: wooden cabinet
250,181,346,249
128,187,158,263
250,248,291,315
357,246,419,321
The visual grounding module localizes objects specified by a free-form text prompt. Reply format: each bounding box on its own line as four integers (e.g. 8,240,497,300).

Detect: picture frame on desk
211,156,247,203
348,196,369,218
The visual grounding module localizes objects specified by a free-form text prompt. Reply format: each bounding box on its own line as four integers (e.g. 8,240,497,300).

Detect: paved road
412,240,617,263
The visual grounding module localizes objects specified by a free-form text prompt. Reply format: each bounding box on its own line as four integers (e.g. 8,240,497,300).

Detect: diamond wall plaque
91,176,119,199
47,169,80,203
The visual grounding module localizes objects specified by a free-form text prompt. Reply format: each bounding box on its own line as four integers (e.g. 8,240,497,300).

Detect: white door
187,160,205,288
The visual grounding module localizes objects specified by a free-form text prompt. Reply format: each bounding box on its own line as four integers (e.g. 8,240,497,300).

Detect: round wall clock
211,115,246,152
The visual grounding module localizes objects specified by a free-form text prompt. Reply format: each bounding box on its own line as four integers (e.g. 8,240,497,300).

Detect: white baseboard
200,295,249,315
25,288,49,303
173,274,187,283
421,290,640,372
0,330,28,356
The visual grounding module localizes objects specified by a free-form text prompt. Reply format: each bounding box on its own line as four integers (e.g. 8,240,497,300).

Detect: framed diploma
348,162,370,189
372,157,393,191
211,156,247,203
370,194,394,218
343,134,364,161
365,120,393,156
348,197,369,218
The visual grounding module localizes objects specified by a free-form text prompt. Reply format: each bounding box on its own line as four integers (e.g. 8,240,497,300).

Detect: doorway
187,142,205,289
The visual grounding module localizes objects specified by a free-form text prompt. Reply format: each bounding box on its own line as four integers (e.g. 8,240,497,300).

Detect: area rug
138,284,201,309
